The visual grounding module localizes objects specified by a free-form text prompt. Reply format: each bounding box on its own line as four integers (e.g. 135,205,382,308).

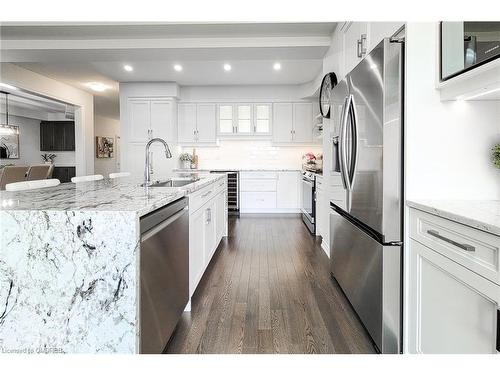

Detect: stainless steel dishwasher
139,197,189,354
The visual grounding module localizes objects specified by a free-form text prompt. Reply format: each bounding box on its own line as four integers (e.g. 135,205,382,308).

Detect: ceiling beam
1,36,331,50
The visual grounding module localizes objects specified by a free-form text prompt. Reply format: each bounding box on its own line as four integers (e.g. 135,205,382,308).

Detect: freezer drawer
330,208,401,353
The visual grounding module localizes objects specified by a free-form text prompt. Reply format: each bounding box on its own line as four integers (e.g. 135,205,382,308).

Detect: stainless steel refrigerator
329,37,404,354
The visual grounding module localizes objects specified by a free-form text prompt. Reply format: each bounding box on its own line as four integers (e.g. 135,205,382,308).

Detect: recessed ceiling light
123,64,133,72
223,63,232,72
174,64,183,72
0,83,17,90
85,82,108,92
273,62,281,71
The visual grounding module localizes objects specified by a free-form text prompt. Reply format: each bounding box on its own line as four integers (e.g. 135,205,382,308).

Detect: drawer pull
427,229,475,252
201,190,213,198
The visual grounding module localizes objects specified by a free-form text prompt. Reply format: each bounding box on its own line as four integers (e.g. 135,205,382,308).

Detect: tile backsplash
181,140,321,170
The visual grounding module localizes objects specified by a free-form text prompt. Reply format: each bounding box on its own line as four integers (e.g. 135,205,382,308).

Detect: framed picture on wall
0,125,20,159
96,136,114,158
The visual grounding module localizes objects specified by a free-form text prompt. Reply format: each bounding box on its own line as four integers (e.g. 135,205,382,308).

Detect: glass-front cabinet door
236,104,252,134
441,22,500,81
218,104,234,134
218,103,272,136
254,104,271,134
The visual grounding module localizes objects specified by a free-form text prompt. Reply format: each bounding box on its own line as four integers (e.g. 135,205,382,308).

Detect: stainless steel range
301,170,316,234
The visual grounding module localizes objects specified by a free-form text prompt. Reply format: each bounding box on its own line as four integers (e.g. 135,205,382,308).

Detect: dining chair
109,172,131,179
71,174,104,183
26,165,52,180
5,178,61,192
0,166,30,190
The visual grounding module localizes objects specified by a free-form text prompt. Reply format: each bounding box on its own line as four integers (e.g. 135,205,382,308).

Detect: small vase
181,161,191,169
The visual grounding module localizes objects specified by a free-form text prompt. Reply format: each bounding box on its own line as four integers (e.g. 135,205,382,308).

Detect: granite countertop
0,172,225,217
173,168,301,172
407,200,500,236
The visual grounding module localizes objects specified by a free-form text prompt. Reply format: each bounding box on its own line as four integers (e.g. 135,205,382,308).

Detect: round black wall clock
319,72,338,118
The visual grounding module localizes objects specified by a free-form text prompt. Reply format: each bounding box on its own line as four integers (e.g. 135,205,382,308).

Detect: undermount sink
142,178,200,188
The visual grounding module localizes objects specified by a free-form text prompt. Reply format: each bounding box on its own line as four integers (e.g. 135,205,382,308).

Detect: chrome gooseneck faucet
144,138,172,186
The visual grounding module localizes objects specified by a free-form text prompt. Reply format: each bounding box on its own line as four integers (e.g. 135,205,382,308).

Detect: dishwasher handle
141,206,188,242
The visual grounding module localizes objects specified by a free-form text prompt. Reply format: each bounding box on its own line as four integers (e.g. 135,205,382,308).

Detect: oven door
301,178,314,223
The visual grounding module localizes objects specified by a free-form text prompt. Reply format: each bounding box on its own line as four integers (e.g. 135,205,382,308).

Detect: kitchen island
0,173,225,354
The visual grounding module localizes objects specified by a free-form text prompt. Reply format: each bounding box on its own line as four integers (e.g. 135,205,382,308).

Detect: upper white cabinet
342,22,369,75
128,99,174,143
217,103,272,136
330,22,404,80
293,103,313,143
273,102,314,143
129,100,151,143
272,103,293,143
178,103,217,144
196,104,217,143
254,104,272,134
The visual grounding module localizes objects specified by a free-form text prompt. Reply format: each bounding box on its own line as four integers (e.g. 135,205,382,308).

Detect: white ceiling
0,22,337,120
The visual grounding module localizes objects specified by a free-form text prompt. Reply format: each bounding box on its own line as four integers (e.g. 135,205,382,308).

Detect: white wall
0,63,94,176
94,115,120,177
180,140,320,170
406,23,500,201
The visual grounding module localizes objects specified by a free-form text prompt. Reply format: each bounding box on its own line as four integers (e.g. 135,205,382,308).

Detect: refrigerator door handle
339,95,351,191
348,94,359,189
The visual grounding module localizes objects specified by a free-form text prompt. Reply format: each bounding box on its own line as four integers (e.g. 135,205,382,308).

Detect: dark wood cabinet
52,166,76,183
40,121,75,151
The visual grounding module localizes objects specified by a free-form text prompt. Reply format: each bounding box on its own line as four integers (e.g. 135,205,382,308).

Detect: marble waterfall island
0,174,224,353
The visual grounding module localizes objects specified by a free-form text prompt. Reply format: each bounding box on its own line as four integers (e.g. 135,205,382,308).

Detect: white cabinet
315,176,329,256
342,22,369,75
215,189,227,241
241,171,300,213
178,103,197,143
189,207,205,297
203,200,217,263
178,103,217,144
188,179,227,299
129,100,150,143
408,239,500,354
128,99,173,143
272,103,293,143
329,22,405,81
254,104,272,134
196,104,217,143
276,171,299,209
150,100,173,140
293,103,313,143
217,103,272,136
408,208,500,353
272,102,314,144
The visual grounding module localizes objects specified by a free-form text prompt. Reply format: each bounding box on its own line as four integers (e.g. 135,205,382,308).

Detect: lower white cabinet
188,180,227,298
276,171,299,209
240,171,300,213
408,208,500,354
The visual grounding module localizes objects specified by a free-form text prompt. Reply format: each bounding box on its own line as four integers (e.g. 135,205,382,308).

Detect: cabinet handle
357,33,367,58
206,208,212,224
201,190,213,198
426,229,475,252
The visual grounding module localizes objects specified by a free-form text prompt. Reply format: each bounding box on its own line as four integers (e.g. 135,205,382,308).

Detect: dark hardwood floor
165,215,377,354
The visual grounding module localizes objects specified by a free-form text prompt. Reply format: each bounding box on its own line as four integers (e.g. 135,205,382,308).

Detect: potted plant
179,153,193,169
41,153,57,164
492,144,500,169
